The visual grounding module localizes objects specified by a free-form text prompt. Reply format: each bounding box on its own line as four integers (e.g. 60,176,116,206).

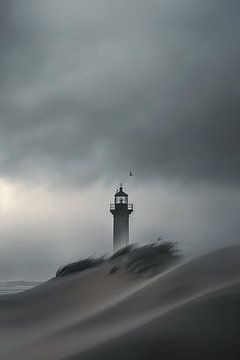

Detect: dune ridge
0,245,240,360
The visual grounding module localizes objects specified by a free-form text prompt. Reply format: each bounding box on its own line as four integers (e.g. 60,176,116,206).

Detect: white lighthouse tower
110,184,133,253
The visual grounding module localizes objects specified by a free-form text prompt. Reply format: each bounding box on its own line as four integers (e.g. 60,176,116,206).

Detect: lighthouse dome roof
115,186,128,197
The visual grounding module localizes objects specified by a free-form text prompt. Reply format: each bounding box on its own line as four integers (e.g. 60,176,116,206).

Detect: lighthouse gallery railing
110,203,133,211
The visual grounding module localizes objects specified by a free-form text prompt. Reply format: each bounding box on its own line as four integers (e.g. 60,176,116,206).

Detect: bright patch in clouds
0,180,19,214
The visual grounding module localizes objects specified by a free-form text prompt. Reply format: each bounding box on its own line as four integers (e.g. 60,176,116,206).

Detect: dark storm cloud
0,0,239,185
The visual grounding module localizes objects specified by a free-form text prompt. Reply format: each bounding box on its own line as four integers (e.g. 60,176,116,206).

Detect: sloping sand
0,245,240,360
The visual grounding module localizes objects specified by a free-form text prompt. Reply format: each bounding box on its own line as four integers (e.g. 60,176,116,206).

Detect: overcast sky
0,0,239,280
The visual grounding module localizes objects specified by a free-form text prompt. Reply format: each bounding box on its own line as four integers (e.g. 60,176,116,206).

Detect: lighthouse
110,184,133,253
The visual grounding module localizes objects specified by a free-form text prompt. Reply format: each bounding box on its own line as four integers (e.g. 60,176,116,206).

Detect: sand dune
0,245,240,360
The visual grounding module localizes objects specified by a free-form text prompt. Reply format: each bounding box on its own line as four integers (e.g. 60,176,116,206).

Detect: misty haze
0,0,239,359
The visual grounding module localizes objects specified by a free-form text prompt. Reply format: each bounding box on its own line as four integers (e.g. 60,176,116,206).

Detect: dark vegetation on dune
56,257,105,277
56,239,180,278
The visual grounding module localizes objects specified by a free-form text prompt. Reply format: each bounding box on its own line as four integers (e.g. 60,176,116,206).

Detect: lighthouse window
116,196,127,204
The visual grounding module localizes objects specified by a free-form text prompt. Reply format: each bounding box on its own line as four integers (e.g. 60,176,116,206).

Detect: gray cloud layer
0,0,239,186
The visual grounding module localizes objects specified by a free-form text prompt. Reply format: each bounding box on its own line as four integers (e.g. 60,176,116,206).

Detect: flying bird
129,171,133,176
